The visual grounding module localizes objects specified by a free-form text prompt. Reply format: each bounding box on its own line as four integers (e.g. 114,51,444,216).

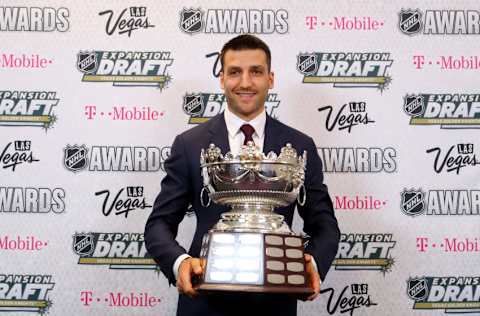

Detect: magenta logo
84,105,165,121
416,236,480,253
80,290,161,308
335,195,386,211
0,53,53,69
413,55,480,70
306,16,384,31
0,235,48,251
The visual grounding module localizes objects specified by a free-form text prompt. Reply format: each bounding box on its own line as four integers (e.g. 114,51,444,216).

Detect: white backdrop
1,1,479,315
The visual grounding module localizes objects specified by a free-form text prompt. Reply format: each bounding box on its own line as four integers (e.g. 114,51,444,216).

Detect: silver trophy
195,142,313,296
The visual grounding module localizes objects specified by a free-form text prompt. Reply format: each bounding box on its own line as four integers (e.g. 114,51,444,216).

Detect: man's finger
190,258,203,275
179,273,198,297
306,276,320,301
304,253,320,301
307,292,319,301
177,259,199,297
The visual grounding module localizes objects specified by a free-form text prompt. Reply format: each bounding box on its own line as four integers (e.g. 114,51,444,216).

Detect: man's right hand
176,257,203,297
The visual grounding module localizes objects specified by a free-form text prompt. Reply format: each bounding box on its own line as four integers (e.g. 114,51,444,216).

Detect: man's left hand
304,253,321,301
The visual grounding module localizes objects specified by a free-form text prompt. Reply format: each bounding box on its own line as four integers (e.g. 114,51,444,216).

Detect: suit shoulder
176,115,220,144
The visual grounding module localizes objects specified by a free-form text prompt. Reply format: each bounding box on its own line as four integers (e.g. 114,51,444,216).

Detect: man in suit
145,34,340,316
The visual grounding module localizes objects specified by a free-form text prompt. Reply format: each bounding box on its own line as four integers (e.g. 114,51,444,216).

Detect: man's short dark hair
220,34,272,72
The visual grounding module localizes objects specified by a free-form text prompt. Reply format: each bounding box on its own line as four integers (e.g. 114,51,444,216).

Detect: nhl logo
399,9,423,35
183,94,204,116
407,277,428,301
403,95,424,117
179,8,204,34
297,54,318,75
76,52,98,74
401,189,426,216
64,145,88,172
72,233,94,256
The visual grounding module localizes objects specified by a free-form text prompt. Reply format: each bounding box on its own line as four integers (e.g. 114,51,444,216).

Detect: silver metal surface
200,142,307,234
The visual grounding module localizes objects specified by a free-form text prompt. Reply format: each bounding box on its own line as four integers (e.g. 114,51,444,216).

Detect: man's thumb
191,259,203,275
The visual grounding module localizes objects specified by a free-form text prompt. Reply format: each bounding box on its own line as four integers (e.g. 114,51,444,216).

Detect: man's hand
176,257,203,297
304,253,321,301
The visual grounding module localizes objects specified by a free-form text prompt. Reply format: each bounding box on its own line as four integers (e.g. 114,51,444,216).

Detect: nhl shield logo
407,277,428,301
401,189,426,216
64,145,88,172
183,94,204,116
77,52,98,74
399,9,423,35
72,233,94,256
180,8,204,34
297,54,318,75
403,95,424,117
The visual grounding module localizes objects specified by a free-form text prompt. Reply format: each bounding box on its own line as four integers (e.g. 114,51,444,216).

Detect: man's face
220,49,274,121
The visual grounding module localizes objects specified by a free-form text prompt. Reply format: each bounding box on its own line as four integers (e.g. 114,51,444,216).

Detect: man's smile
235,91,256,101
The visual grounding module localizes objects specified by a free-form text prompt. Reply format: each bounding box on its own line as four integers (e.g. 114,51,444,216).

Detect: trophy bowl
194,142,313,296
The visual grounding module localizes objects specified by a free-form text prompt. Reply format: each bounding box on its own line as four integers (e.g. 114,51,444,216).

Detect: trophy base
195,283,313,296
195,231,313,297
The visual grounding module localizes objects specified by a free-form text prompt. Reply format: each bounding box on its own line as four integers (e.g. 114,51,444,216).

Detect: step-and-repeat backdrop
2,0,479,315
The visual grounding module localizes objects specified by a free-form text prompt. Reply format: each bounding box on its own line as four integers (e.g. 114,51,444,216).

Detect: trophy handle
297,183,306,206
200,186,211,207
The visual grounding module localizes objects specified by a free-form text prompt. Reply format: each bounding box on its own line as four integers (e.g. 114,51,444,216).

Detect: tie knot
240,124,255,145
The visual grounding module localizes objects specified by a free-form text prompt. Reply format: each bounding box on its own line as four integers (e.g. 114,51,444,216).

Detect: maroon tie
240,124,255,145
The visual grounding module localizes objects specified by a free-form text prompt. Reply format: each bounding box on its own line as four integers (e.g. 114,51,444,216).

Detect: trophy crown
200,143,307,207
201,142,306,167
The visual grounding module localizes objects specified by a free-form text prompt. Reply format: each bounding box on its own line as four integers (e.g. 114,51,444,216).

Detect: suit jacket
145,114,340,316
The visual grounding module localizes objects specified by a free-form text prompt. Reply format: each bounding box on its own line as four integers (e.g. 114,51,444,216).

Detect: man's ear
269,71,274,89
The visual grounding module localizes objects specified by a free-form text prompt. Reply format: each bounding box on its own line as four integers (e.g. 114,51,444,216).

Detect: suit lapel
207,114,230,153
263,115,284,154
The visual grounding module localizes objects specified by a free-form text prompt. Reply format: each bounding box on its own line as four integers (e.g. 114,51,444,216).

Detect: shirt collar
224,106,266,138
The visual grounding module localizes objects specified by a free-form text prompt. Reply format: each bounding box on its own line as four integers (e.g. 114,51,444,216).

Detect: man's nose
239,72,253,88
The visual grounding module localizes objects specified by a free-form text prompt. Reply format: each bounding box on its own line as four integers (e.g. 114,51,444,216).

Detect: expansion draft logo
399,9,480,35
0,91,58,129
333,233,395,273
401,188,480,216
179,8,288,34
183,93,280,124
72,232,157,271
407,276,480,313
0,274,54,314
297,52,393,91
76,51,173,90
404,94,480,129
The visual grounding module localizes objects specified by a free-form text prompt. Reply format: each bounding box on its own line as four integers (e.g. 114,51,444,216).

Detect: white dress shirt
173,107,318,282
223,105,266,155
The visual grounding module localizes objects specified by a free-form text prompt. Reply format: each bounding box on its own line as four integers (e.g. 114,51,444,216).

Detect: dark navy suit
145,114,340,316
